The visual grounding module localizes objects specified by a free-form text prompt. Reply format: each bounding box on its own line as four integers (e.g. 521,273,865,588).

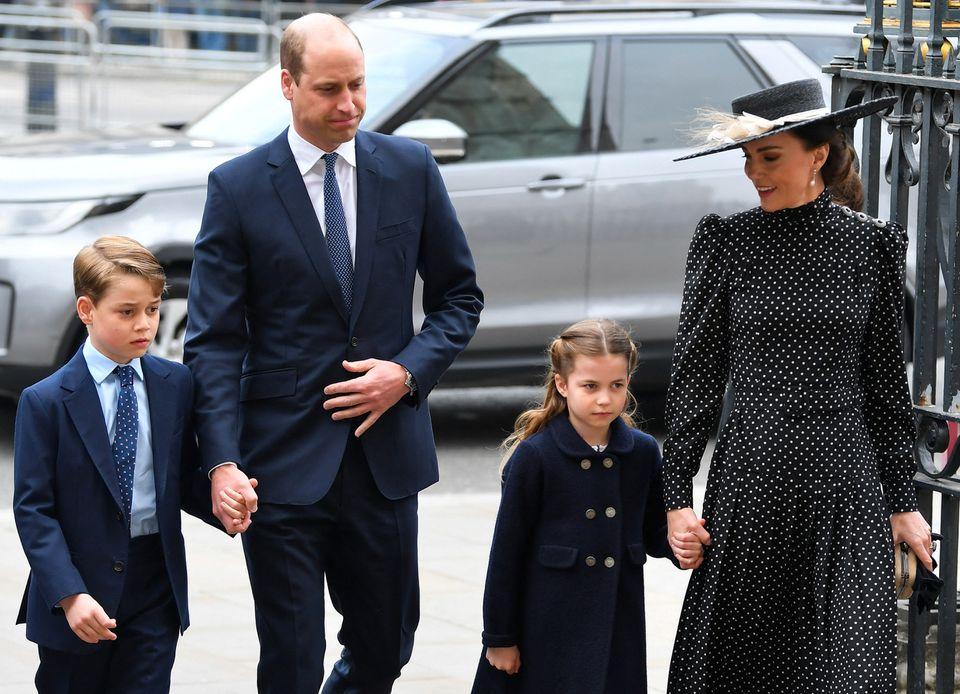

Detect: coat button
113,561,125,573
604,556,615,568
580,459,591,470
585,555,597,567
585,508,596,520
116,511,123,522
602,458,614,469
350,336,359,347
605,507,616,518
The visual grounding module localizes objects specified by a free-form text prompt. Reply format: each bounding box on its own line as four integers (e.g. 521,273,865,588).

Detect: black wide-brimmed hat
674,79,897,161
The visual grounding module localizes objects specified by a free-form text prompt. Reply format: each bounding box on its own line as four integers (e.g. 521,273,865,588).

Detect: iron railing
827,1,960,691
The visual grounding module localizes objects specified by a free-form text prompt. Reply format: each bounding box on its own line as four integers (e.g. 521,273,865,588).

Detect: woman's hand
486,645,521,675
890,511,933,571
668,508,711,570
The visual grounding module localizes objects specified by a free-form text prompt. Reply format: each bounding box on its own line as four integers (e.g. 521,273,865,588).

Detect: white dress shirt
82,338,158,538
287,124,358,265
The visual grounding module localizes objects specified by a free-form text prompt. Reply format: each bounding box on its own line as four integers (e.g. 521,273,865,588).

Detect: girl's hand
891,511,933,571
668,508,711,570
669,530,705,569
486,645,521,675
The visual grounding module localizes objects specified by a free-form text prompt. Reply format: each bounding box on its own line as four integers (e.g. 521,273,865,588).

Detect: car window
790,35,861,68
616,39,763,152
186,22,468,146
410,41,595,163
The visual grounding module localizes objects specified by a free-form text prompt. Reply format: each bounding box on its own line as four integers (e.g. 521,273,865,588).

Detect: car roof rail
482,2,863,27
358,0,863,25
361,0,429,11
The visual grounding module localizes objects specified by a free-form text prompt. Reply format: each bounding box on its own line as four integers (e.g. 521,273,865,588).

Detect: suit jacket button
602,458,614,469
580,459,591,470
605,507,616,518
116,511,124,522
350,336,359,347
113,561,125,573
585,555,597,567
604,556,615,568
585,508,596,520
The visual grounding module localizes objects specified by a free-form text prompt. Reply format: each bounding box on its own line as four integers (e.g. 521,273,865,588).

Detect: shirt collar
82,337,144,385
287,124,357,176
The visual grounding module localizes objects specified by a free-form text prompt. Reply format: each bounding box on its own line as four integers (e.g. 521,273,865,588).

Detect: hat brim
673,95,898,162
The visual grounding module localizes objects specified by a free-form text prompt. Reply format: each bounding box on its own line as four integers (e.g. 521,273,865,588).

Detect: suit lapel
61,350,124,514
350,132,381,334
142,356,173,506
268,129,350,324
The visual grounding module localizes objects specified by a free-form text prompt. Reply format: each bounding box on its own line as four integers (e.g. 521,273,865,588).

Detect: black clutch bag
894,532,944,613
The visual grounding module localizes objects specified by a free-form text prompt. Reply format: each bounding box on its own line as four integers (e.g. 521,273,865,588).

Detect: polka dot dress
662,189,919,693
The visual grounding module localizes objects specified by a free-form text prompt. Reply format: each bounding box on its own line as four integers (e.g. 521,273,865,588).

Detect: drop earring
811,168,819,186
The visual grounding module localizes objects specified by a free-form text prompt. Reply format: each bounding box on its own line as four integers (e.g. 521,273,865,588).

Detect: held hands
211,464,258,533
891,511,934,571
486,646,521,675
61,593,116,644
667,508,712,570
323,360,410,436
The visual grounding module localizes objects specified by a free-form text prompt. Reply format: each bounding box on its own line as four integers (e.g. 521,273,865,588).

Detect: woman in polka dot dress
663,79,935,693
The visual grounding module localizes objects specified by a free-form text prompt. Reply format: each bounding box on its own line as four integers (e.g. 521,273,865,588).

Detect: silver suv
0,1,865,395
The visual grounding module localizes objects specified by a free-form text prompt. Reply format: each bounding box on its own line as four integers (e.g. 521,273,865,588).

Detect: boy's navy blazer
13,348,216,654
184,128,483,503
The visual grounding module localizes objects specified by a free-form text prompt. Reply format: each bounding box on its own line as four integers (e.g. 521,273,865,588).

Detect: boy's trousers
35,534,180,694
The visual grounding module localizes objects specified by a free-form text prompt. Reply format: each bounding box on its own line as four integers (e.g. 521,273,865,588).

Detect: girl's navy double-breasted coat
472,415,677,694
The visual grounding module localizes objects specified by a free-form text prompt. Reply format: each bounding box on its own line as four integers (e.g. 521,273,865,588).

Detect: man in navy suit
183,13,483,693
14,236,226,693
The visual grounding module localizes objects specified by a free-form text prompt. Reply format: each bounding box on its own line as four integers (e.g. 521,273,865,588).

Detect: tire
149,271,189,363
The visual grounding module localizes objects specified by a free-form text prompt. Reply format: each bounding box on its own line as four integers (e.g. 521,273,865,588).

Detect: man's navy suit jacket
13,349,216,654
184,129,483,503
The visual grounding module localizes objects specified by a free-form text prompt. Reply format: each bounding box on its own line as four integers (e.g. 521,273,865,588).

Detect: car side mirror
393,119,468,164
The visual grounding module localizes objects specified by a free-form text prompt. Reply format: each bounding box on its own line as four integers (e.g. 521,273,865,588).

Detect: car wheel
150,272,189,363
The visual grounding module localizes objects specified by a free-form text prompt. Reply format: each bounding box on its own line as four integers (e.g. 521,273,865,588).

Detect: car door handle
526,177,587,192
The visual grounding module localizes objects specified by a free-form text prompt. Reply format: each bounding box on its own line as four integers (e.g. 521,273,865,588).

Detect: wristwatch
403,368,418,395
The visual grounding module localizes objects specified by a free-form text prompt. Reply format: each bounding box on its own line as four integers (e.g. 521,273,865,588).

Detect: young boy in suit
13,235,234,693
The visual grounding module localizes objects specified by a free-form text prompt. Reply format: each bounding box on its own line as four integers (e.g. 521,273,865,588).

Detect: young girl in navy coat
472,319,690,694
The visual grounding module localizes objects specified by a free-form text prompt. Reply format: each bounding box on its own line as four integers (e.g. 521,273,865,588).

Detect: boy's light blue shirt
82,338,158,538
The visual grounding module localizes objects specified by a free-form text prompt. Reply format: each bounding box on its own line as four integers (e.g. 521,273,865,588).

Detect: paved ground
0,388,709,693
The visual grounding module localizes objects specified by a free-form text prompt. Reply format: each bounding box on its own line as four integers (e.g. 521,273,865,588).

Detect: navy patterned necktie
112,365,138,523
322,152,353,313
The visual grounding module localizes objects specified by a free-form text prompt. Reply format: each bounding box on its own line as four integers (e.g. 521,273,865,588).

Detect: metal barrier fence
0,11,99,133
827,1,960,691
0,1,362,136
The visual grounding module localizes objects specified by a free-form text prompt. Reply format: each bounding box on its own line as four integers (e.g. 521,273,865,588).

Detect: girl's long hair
500,319,639,472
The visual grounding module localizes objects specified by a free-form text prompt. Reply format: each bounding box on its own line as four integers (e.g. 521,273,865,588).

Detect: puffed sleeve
862,221,918,513
662,214,732,510
480,441,543,648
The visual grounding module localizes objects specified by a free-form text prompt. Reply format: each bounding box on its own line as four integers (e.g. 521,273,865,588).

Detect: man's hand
323,359,410,436
891,510,933,571
61,593,117,644
211,464,258,533
667,508,711,570
486,645,521,675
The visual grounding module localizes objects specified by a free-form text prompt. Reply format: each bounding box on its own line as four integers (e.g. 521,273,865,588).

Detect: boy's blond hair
73,236,166,303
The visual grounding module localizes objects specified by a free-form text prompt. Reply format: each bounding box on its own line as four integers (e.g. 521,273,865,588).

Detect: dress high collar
761,187,833,220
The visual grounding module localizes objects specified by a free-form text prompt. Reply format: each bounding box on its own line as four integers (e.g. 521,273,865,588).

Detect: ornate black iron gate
827,1,959,691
